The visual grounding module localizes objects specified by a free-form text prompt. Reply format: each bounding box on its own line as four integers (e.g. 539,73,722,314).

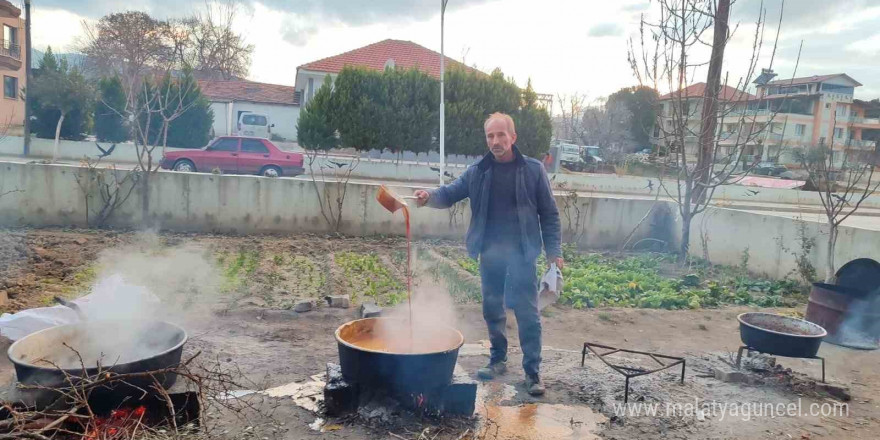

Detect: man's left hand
550,257,564,270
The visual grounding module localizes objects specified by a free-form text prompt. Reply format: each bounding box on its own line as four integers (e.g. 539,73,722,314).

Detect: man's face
485,118,517,160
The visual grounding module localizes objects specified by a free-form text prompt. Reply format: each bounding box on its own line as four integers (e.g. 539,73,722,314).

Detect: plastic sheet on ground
0,274,160,340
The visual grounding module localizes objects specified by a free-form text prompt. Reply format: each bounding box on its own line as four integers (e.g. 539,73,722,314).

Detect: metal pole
23,0,31,156
439,0,447,185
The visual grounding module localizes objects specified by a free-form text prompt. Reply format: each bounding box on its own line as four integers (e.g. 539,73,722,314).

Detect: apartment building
0,0,24,136
654,71,880,165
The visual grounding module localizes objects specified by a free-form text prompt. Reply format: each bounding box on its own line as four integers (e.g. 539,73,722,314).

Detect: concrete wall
2,160,879,280
0,161,662,250
3,135,880,210
687,205,880,280
0,136,197,162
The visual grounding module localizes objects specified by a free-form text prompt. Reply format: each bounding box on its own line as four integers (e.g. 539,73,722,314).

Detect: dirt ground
0,228,879,439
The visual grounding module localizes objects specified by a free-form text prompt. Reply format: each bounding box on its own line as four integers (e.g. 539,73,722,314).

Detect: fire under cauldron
335,318,464,396
7,320,187,410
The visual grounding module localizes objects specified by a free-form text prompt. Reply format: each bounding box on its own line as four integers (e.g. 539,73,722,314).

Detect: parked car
160,136,305,177
237,112,273,139
753,162,788,176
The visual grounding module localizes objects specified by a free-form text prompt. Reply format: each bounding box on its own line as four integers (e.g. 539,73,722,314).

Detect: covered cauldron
335,318,464,394
7,320,187,409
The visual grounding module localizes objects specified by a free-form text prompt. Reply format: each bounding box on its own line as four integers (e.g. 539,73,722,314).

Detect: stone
359,302,382,318
74,238,88,245
238,296,267,308
818,383,851,401
294,299,316,313
438,366,478,416
0,291,7,306
326,295,351,309
714,369,749,384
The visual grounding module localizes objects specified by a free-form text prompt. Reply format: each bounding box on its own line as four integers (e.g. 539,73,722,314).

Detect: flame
84,405,147,440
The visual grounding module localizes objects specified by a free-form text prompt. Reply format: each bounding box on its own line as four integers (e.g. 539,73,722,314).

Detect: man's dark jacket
427,146,562,262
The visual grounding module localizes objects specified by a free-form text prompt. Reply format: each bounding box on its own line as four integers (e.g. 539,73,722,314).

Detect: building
654,83,755,159
295,39,476,108
198,79,301,141
654,72,880,165
0,0,25,136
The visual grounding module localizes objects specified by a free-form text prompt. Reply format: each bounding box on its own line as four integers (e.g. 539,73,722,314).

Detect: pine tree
96,76,129,142
297,76,338,151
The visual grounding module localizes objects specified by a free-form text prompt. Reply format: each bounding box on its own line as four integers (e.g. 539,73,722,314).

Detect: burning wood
0,350,258,440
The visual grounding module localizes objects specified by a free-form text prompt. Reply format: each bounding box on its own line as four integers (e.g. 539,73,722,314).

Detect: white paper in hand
538,263,563,311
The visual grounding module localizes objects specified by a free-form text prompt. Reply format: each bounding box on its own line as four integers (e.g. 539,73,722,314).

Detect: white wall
207,101,301,141
295,70,334,108
2,160,879,280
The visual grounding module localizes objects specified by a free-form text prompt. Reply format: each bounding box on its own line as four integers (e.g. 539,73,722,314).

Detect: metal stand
735,346,825,383
581,342,686,403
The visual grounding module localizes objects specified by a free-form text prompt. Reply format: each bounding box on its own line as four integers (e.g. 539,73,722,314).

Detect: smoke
834,292,880,349
370,246,462,354
18,231,221,370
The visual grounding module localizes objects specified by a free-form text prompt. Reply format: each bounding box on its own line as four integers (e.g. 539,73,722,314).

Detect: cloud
280,15,319,46
35,0,493,23
732,0,870,28
588,22,623,37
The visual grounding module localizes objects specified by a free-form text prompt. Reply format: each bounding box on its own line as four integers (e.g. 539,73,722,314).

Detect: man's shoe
526,374,545,396
477,361,507,380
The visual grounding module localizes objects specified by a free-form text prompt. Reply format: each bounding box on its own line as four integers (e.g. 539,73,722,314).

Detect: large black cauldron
335,318,463,395
7,320,187,409
738,312,826,358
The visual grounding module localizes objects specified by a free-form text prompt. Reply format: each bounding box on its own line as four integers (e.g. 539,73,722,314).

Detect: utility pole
23,0,31,156
439,0,448,185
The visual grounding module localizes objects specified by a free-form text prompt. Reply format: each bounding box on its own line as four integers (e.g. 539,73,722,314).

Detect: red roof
658,82,754,102
766,73,862,87
298,39,478,79
197,79,300,106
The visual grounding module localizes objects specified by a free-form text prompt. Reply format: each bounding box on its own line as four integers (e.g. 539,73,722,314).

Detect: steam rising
18,232,221,370
371,247,463,353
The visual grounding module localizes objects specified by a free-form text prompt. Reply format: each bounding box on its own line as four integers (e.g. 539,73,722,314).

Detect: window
241,114,267,126
834,128,844,139
795,124,806,136
3,76,16,99
208,138,239,152
241,139,269,153
825,103,831,109
3,25,16,48
308,78,314,101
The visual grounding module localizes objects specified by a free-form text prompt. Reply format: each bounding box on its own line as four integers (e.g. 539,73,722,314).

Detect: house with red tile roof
295,39,478,107
198,79,302,141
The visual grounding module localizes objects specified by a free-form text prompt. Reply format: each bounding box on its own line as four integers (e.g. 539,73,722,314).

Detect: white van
237,112,273,139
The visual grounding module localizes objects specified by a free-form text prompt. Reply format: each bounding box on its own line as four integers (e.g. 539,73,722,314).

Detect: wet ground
0,229,878,439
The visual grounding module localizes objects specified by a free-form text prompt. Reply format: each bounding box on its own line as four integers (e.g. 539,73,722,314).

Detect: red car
160,136,305,177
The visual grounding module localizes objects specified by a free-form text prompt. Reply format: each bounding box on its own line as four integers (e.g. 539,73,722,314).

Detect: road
4,154,880,230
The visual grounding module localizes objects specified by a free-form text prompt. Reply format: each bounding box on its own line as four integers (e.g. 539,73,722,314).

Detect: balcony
845,139,878,150
0,39,20,70
849,116,880,127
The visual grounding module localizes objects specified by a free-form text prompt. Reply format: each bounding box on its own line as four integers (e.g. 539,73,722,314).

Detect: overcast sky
30,0,880,112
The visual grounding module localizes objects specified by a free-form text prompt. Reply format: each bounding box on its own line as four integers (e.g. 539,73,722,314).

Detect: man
414,112,562,396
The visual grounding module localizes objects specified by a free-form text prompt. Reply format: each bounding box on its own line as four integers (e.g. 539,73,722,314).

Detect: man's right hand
413,190,430,207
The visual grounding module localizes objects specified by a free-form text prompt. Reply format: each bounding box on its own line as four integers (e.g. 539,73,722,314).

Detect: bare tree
554,92,589,143
171,1,254,80
581,96,634,154
628,0,798,259
795,123,880,281
81,12,172,93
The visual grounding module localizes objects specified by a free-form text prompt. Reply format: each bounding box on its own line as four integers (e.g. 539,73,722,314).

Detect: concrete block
324,363,359,416
326,294,351,309
439,367,477,416
359,302,382,318
714,369,749,384
294,299,316,313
